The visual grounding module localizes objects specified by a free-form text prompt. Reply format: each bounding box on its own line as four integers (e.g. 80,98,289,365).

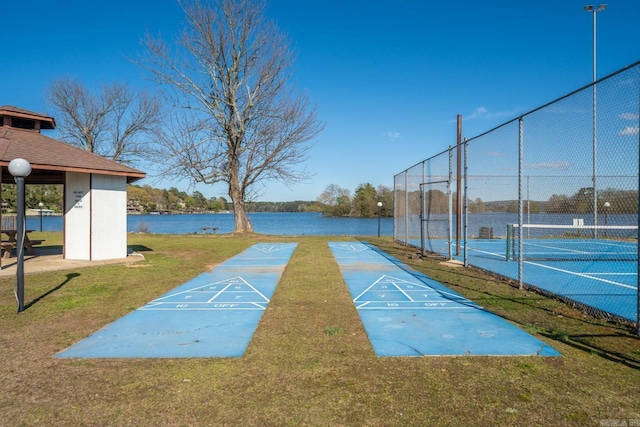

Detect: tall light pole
585,4,606,238
377,201,383,237
9,158,32,313
38,202,44,232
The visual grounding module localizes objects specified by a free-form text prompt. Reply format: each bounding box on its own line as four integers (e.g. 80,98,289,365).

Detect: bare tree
140,0,323,232
317,184,352,217
46,78,162,164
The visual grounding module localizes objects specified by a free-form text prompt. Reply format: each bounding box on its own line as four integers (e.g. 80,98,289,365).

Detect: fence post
506,224,512,261
463,138,469,267
404,171,409,245
518,116,524,290
448,147,453,260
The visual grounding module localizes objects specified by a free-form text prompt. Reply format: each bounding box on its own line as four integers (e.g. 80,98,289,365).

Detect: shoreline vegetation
5,182,635,219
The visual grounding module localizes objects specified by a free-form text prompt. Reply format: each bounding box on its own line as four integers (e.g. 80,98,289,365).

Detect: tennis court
420,223,638,322
394,62,640,331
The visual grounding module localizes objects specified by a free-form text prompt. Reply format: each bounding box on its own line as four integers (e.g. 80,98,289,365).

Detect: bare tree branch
45,78,162,165
139,0,323,232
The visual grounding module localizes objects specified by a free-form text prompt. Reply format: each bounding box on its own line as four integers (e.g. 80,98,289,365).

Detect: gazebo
0,105,145,261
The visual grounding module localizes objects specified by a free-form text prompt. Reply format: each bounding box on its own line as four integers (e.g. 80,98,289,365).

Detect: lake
27,211,637,237
27,212,395,236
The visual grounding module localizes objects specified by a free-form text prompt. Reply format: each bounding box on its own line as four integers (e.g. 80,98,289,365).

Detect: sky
2,0,639,202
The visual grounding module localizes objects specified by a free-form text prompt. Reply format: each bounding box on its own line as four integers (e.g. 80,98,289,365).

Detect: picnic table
1,229,45,258
201,227,219,235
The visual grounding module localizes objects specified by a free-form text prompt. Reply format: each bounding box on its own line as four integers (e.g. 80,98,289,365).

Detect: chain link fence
394,61,640,333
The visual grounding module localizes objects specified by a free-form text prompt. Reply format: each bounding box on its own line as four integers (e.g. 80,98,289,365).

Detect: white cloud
464,106,519,121
485,151,506,157
387,131,401,140
619,112,639,120
618,126,639,136
525,161,571,170
467,107,488,120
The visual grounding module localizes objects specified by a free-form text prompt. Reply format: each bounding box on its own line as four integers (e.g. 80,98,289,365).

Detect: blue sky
2,0,639,202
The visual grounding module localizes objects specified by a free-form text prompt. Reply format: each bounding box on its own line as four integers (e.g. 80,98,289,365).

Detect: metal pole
377,202,382,237
9,158,31,313
448,146,453,260
421,162,426,256
456,114,462,256
404,172,409,245
16,176,25,312
585,4,606,238
637,70,640,336
527,176,531,239
518,117,524,290
592,7,598,238
463,138,469,267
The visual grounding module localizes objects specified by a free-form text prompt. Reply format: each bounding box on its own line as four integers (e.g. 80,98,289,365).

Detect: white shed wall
64,172,128,261
64,172,91,260
91,175,127,260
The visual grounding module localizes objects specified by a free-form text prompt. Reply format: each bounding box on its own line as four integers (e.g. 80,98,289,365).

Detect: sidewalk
0,247,144,277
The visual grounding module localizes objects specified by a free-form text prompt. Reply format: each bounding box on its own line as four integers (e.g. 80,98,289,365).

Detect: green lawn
0,232,638,426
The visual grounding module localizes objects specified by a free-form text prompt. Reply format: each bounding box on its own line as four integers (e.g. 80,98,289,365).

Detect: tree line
1,181,393,217
1,184,63,214
4,183,635,218
127,182,395,216
316,183,393,217
401,187,638,215
127,184,318,214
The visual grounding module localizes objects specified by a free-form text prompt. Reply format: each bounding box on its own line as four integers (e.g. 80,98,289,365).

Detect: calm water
401,212,638,238
28,212,394,236
27,211,637,237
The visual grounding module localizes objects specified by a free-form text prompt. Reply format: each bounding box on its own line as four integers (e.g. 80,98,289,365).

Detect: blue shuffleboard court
56,243,297,358
329,242,560,357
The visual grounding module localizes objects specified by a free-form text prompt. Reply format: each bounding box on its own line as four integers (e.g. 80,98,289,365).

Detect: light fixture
8,158,31,313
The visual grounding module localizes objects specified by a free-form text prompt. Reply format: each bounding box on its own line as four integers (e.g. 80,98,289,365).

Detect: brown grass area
0,233,638,426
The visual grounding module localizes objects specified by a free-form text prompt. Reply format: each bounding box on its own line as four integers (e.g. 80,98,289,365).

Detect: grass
0,232,639,426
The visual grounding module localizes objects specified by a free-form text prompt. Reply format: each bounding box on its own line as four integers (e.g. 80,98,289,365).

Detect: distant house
26,208,56,217
0,105,145,261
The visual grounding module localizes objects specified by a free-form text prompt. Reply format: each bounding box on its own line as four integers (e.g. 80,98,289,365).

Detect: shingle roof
0,127,145,184
0,105,55,129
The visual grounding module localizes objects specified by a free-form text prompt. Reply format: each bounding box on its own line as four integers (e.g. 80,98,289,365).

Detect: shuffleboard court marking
138,276,270,311
353,274,480,310
329,242,560,357
252,244,296,253
56,243,297,358
329,243,371,253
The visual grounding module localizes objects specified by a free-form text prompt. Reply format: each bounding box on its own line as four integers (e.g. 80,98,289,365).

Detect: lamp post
585,4,606,238
38,202,44,232
8,158,32,313
603,201,610,237
377,201,383,237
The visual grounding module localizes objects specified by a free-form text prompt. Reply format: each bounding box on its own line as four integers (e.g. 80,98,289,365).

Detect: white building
0,105,146,261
